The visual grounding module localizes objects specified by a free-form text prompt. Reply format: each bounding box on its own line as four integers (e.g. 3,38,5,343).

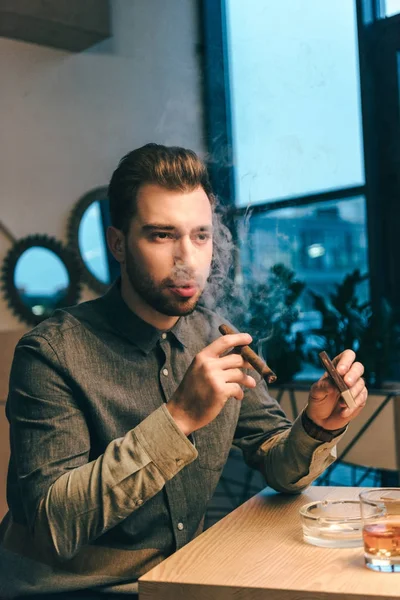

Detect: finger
338,386,368,419
224,368,257,388
347,375,366,399
218,353,248,370
231,351,255,369
338,378,366,409
205,333,252,358
225,350,253,370
333,349,356,375
226,382,244,401
343,362,364,388
217,353,253,369
353,385,368,409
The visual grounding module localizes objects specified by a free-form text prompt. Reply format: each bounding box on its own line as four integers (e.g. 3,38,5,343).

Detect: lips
168,284,197,298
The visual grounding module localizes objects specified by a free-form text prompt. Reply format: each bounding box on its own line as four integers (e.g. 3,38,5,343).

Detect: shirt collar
101,280,190,353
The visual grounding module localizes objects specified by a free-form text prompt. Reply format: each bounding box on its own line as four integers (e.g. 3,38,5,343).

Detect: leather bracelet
301,410,347,443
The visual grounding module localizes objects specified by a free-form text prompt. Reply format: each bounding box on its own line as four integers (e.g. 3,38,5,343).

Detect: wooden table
139,486,400,600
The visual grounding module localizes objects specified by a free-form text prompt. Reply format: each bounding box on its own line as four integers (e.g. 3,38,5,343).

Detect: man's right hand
166,333,257,436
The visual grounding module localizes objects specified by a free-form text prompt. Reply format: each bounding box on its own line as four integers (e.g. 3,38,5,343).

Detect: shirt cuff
278,412,347,490
290,410,347,459
301,409,348,442
133,404,198,480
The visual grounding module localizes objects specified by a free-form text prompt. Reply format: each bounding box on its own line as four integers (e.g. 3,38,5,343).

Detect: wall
0,0,205,330
0,0,204,519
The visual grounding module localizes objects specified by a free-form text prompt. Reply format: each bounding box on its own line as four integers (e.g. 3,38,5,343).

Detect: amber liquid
363,521,400,559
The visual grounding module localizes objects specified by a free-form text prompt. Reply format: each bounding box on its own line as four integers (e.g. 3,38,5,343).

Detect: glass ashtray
299,499,363,548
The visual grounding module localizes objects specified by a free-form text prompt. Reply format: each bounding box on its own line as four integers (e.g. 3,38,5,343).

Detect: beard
125,248,207,317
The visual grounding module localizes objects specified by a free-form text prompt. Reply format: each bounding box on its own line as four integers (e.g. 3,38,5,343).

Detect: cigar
218,324,277,384
318,351,357,409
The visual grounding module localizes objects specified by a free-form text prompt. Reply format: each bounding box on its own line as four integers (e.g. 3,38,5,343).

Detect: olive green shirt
0,283,343,598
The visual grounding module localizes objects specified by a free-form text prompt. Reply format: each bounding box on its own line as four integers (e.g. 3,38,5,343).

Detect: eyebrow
142,224,175,232
141,224,213,233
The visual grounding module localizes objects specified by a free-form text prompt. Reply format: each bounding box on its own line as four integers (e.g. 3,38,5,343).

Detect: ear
106,226,125,264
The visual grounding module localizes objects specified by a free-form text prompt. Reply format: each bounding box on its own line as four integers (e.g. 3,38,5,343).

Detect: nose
173,235,196,268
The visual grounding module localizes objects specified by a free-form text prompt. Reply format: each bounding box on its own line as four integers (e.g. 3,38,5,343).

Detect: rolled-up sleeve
249,412,345,493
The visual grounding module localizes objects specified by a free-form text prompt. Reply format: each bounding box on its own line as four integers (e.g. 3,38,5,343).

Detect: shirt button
177,522,184,531
162,368,169,376
176,458,183,466
161,332,167,340
136,499,143,506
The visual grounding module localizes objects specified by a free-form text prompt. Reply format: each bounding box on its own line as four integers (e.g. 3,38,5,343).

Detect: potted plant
307,269,400,388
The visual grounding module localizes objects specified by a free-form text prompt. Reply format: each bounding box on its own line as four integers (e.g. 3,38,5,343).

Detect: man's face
123,183,213,317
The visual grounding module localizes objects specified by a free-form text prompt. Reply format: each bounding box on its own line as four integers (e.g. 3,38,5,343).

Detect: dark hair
108,143,215,233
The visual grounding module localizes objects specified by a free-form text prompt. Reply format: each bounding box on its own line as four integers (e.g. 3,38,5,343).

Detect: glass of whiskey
360,488,400,572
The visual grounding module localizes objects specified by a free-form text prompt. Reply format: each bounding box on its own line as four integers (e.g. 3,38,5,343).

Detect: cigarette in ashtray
318,351,357,409
218,323,277,384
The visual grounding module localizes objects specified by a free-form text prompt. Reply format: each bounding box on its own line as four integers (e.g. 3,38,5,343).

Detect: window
202,0,374,379
220,0,369,299
204,0,368,284
225,0,364,207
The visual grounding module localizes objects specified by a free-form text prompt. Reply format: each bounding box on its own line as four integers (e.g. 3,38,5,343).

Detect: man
0,144,367,599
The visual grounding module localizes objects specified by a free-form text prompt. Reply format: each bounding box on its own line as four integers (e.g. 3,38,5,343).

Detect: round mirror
14,247,70,318
68,188,118,294
1,235,81,326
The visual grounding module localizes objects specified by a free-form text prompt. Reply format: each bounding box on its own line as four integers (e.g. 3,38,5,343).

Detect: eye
151,232,174,241
193,232,211,243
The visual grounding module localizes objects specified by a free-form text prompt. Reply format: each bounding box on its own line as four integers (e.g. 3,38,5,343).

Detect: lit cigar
218,323,277,384
318,351,357,409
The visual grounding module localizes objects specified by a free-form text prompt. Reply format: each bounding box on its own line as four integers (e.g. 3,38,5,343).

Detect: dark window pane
237,196,369,306
236,196,369,380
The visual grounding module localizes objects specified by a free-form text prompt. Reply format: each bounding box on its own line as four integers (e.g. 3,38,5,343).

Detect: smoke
165,264,204,287
199,198,235,312
199,197,254,331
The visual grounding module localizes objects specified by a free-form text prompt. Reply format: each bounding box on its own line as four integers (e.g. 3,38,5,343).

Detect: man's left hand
306,349,367,431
